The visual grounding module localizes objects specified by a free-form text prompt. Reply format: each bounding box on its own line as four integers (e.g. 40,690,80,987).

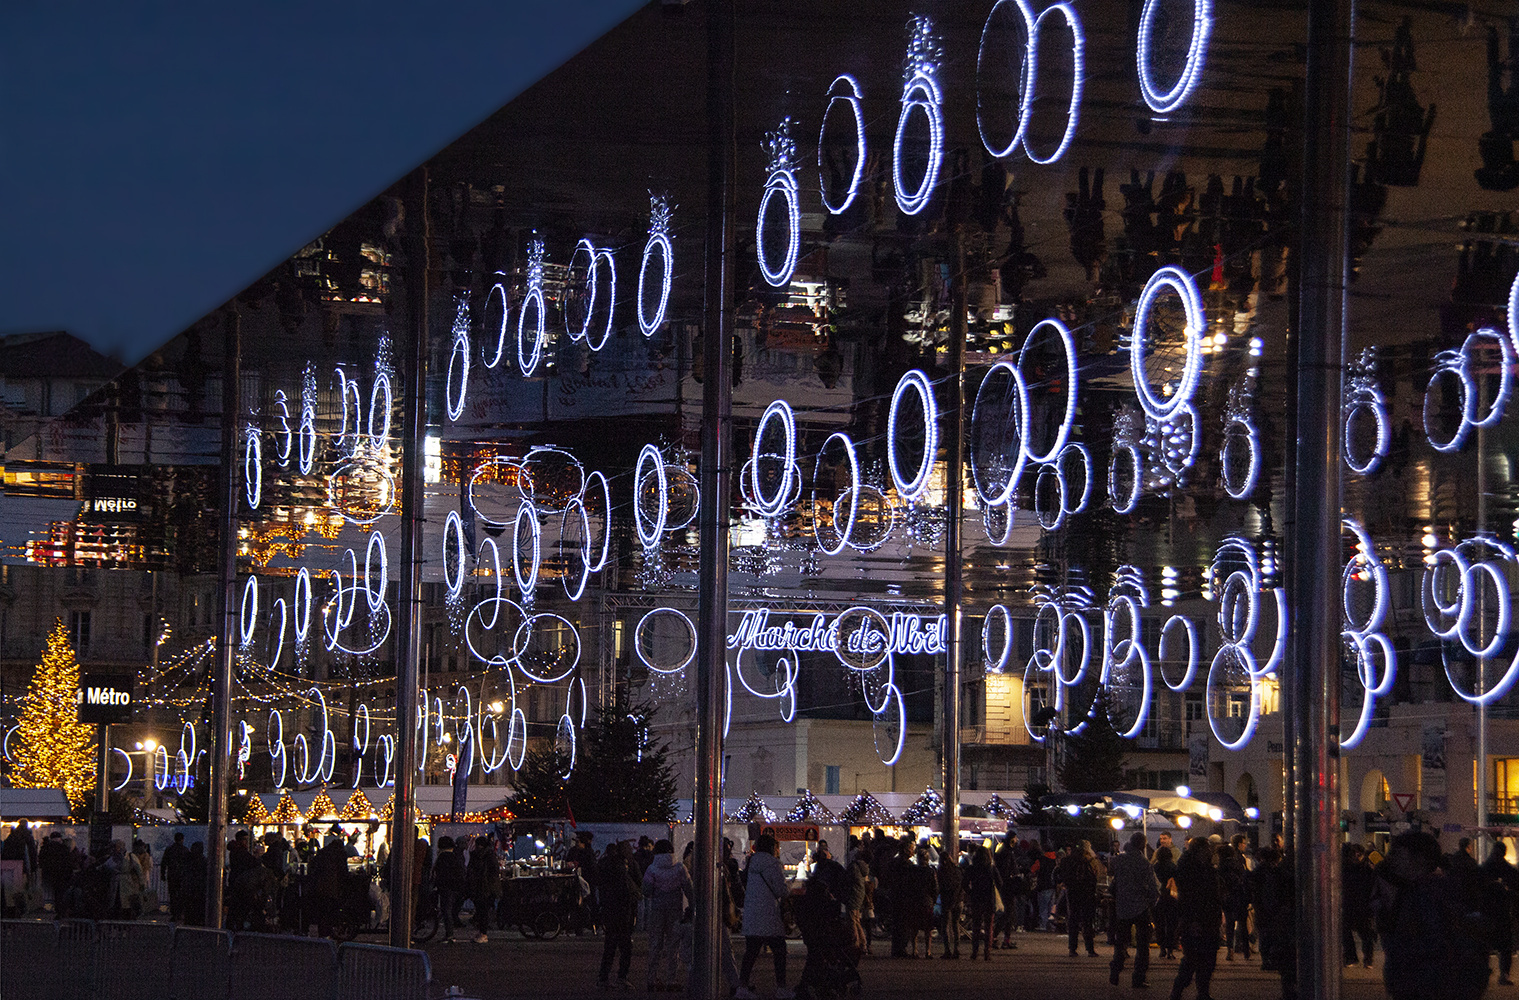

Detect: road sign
1391,793,1415,813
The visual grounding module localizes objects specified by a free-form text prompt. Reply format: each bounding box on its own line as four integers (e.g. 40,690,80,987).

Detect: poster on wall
1188,735,1209,781
1420,723,1447,813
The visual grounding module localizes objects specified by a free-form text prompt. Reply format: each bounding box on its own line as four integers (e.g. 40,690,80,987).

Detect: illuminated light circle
110,747,133,792
1109,441,1142,514
1131,266,1205,422
888,369,939,504
467,457,531,527
364,530,388,612
293,567,312,645
859,653,897,715
443,510,466,599
751,400,798,517
1510,273,1519,355
778,668,798,723
465,594,527,667
812,432,860,556
266,598,287,668
1137,0,1213,114
1053,610,1092,687
982,500,1015,545
566,240,595,343
321,586,393,656
638,218,673,338
1034,463,1068,530
1021,648,1055,742
560,498,592,602
583,471,612,573
1342,631,1397,749
154,744,171,791
298,398,316,476
513,613,581,683
483,282,509,369
1205,645,1259,751
1061,443,1092,512
369,371,393,448
732,644,800,701
634,445,669,547
244,427,262,509
1104,639,1151,740
893,71,944,216
556,714,577,780
572,676,588,728
757,163,801,288
1420,547,1467,640
512,503,542,599
507,707,528,771
352,703,371,787
983,604,1013,673
1342,517,1390,636
1343,387,1390,475
872,682,907,766
447,307,470,422
240,576,259,647
635,607,698,674
326,456,396,526
568,241,617,352
273,392,293,467
970,361,1031,507
1422,330,1513,453
1220,415,1260,499
833,606,893,671
975,0,1037,159
819,75,866,215
376,734,395,788
268,710,287,788
517,282,546,376
1158,615,1198,691
843,485,898,553
1022,4,1085,165
1017,319,1079,463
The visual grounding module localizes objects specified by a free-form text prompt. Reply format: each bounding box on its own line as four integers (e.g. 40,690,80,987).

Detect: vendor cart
495,870,585,939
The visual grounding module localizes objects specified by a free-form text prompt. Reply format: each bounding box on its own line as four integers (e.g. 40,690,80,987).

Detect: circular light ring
1218,569,1258,647
893,71,945,216
560,498,592,602
369,371,393,449
1341,517,1389,635
844,485,899,552
153,744,172,791
244,427,262,510
982,500,1015,545
1137,0,1212,114
375,734,395,788
512,503,542,599
758,166,801,288
1022,648,1055,742
636,607,698,674
240,576,259,647
983,604,1013,673
583,470,612,573
1158,614,1198,691
483,282,510,369
512,612,581,683
507,707,528,771
888,370,939,503
819,75,866,215
556,714,577,780
1510,273,1519,356
1109,441,1143,514
298,401,317,476
1468,329,1512,428
833,605,894,671
268,709,287,788
1022,4,1084,165
1105,593,1143,652
110,747,133,792
570,675,588,728
294,567,312,644
517,284,546,376
364,530,388,612
1344,387,1390,475
447,321,470,421
732,643,800,701
634,445,669,547
1205,646,1259,751
872,682,907,766
638,232,672,337
1033,463,1068,530
453,686,475,771
1104,639,1151,740
1421,548,1468,640
266,598,287,668
467,457,531,528
1017,319,1079,464
566,239,596,343
321,586,393,656
777,663,799,723
1422,358,1474,453
975,0,1037,159
1060,442,1092,513
1053,610,1092,687
970,360,1031,507
1341,631,1396,750
1220,416,1260,499
443,509,467,599
812,432,860,555
860,653,898,715
273,392,293,467
1458,560,1510,659
588,249,616,351
1131,266,1206,421
751,400,798,517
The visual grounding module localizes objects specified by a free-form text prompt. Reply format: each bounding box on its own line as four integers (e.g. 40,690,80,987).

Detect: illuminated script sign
726,609,947,658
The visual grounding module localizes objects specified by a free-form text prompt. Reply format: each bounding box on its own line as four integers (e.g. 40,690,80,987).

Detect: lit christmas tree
786,789,840,824
11,619,97,811
900,786,945,827
840,791,895,827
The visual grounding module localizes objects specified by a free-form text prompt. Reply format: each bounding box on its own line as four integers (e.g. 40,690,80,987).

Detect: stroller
794,879,862,1000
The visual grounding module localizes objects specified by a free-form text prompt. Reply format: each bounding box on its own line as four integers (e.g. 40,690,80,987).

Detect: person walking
1481,841,1519,985
1034,841,1058,932
1169,837,1223,1000
963,845,1003,961
160,832,190,921
39,832,74,915
735,834,792,1000
1342,843,1378,969
1218,843,1252,962
432,836,467,943
1109,831,1160,987
464,834,500,944
641,839,692,992
184,842,207,926
596,842,641,989
937,845,965,959
1056,840,1103,957
1380,830,1489,1000
1154,832,1181,959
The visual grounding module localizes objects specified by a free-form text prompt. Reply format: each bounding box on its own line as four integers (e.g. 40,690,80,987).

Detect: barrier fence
0,919,431,1000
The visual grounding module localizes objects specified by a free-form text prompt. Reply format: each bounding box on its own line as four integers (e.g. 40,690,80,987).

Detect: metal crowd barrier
0,920,431,1000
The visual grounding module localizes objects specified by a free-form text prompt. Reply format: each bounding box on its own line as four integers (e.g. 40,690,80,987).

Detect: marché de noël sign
726,609,947,658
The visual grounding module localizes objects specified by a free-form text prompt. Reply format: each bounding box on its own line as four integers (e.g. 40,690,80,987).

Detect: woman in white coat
735,834,793,1000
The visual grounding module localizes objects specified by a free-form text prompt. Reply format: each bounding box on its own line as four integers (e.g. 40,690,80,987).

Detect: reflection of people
1478,21,1519,191
1365,17,1436,188
1109,833,1159,987
737,834,792,1000
641,839,691,991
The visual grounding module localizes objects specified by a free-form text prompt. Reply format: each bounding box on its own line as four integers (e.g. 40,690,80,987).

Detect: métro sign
76,674,135,725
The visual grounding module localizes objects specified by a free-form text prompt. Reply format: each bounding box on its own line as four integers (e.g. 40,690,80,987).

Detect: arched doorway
1360,769,1389,815
1235,772,1259,810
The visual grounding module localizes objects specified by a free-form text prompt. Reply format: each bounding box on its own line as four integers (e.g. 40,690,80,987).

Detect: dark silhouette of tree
511,697,677,823
1056,693,1130,792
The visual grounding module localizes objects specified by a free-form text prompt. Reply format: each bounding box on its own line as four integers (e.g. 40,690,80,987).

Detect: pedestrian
1251,846,1296,999
735,834,793,1000
567,832,599,934
993,836,1025,948
1342,843,1377,968
464,834,500,944
1033,841,1058,932
641,839,692,991
963,845,1003,961
1169,837,1223,1000
936,844,964,958
1154,831,1181,959
1481,841,1519,986
596,841,641,989
1380,830,1489,1000
184,842,208,926
39,832,74,914
842,851,872,958
310,829,350,937
159,832,190,920
902,844,939,958
1109,831,1160,988
127,839,153,918
1056,840,1103,958
432,836,466,942
1218,843,1252,961
2,820,39,882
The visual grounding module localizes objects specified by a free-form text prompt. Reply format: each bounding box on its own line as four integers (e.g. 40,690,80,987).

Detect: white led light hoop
364,530,387,613
1220,415,1260,499
447,297,470,421
273,391,293,467
513,503,542,599
518,240,547,376
639,197,674,337
369,371,392,449
1023,5,1084,164
244,426,262,510
751,400,798,518
975,0,1036,159
888,369,939,504
812,432,860,555
971,361,1031,507
1422,329,1513,453
483,282,509,369
758,120,801,288
635,607,698,674
1157,614,1198,691
240,576,259,648
569,240,617,352
1341,517,1397,749
443,510,466,599
635,445,669,547
1131,266,1205,421
983,604,1013,673
293,567,312,645
1137,0,1212,114
893,16,944,216
1018,319,1079,463
583,471,612,573
833,606,893,672
513,613,581,683
819,75,866,215
1109,441,1143,514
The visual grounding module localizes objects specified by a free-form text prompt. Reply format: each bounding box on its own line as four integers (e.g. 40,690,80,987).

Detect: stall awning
0,787,73,819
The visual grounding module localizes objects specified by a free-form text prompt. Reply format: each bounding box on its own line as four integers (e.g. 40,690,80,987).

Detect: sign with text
76,674,134,724
748,822,821,843
727,609,947,660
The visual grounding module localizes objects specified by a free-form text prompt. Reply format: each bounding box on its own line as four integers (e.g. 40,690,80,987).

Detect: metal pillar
940,233,966,856
389,166,430,948
206,308,241,928
95,725,109,815
692,0,735,994
1288,0,1354,996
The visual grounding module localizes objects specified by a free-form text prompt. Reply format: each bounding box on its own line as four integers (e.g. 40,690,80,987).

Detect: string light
1137,0,1212,114
639,196,674,337
447,296,470,421
1220,380,1260,499
513,613,581,683
893,15,944,216
518,240,548,376
758,119,801,288
976,0,1036,159
635,608,698,673
888,369,939,504
635,445,669,547
293,568,312,646
298,365,317,476
751,400,798,518
443,510,466,599
819,75,866,214
568,240,616,351
240,576,259,648
483,282,510,369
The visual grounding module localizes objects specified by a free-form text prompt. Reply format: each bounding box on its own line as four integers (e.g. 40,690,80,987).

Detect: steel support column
941,233,966,856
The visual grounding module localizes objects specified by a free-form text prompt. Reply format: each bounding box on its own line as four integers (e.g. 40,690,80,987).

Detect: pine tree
510,697,677,823
11,619,97,811
1056,693,1130,792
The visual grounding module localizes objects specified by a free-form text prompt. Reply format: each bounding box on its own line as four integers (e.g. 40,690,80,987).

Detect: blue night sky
0,0,644,364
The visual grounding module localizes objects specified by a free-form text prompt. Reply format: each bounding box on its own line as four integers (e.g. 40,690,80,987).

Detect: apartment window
1227,692,1249,719
1184,692,1204,721
69,610,91,654
825,765,841,795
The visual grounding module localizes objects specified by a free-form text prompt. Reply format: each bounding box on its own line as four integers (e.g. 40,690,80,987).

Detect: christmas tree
11,619,97,812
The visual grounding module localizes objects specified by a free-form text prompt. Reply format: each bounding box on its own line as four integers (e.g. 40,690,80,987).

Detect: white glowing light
584,471,612,573
244,426,262,509
556,714,577,780
483,282,509,369
568,239,617,352
1157,614,1199,691
467,456,529,527
873,681,907,766
975,0,1037,159
273,391,293,468
352,703,371,788
1103,638,1151,739
751,400,798,518
1510,273,1519,355
560,498,592,602
970,360,1030,507
1344,350,1390,475
1018,319,1079,464
293,567,312,646
636,607,698,674
1109,440,1143,514
322,584,392,656
758,119,801,288
518,240,548,376
298,366,317,476
1421,534,1519,705
812,432,861,556
443,510,466,599
240,576,259,648
268,709,287,788
819,75,866,215
1422,329,1513,453
1131,266,1205,421
512,503,541,600
983,604,1013,673
634,444,669,547
513,613,581,683
893,15,945,216
364,530,388,612
1206,646,1259,751
447,296,470,421
1137,0,1212,114
110,747,132,791
266,598,287,668
1220,397,1260,499
1023,5,1085,164
639,196,674,337
376,734,394,788
888,369,939,503
369,372,393,450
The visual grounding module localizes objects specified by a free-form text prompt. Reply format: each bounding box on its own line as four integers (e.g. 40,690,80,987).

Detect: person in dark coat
1109,832,1160,988
963,845,1004,961
1218,844,1252,962
596,841,641,987
1169,837,1223,1000
183,842,208,927
1381,830,1489,1000
160,832,191,921
432,836,467,942
1056,840,1103,958
1252,845,1296,991
465,834,500,944
1481,842,1519,985
1342,843,1377,968
39,832,75,915
1153,832,1181,959
901,845,939,959
310,832,351,938
993,836,1025,948
936,846,965,958
2,820,39,877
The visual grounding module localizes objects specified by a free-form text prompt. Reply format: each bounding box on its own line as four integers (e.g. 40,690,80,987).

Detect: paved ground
417,928,1395,1000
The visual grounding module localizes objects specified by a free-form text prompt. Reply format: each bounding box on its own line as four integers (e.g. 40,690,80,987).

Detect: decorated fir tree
11,619,97,811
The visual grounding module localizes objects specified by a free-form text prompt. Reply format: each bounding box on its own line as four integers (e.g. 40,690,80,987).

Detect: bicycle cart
496,872,583,940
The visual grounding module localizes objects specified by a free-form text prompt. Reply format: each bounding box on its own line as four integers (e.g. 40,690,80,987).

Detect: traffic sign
1391,793,1416,813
